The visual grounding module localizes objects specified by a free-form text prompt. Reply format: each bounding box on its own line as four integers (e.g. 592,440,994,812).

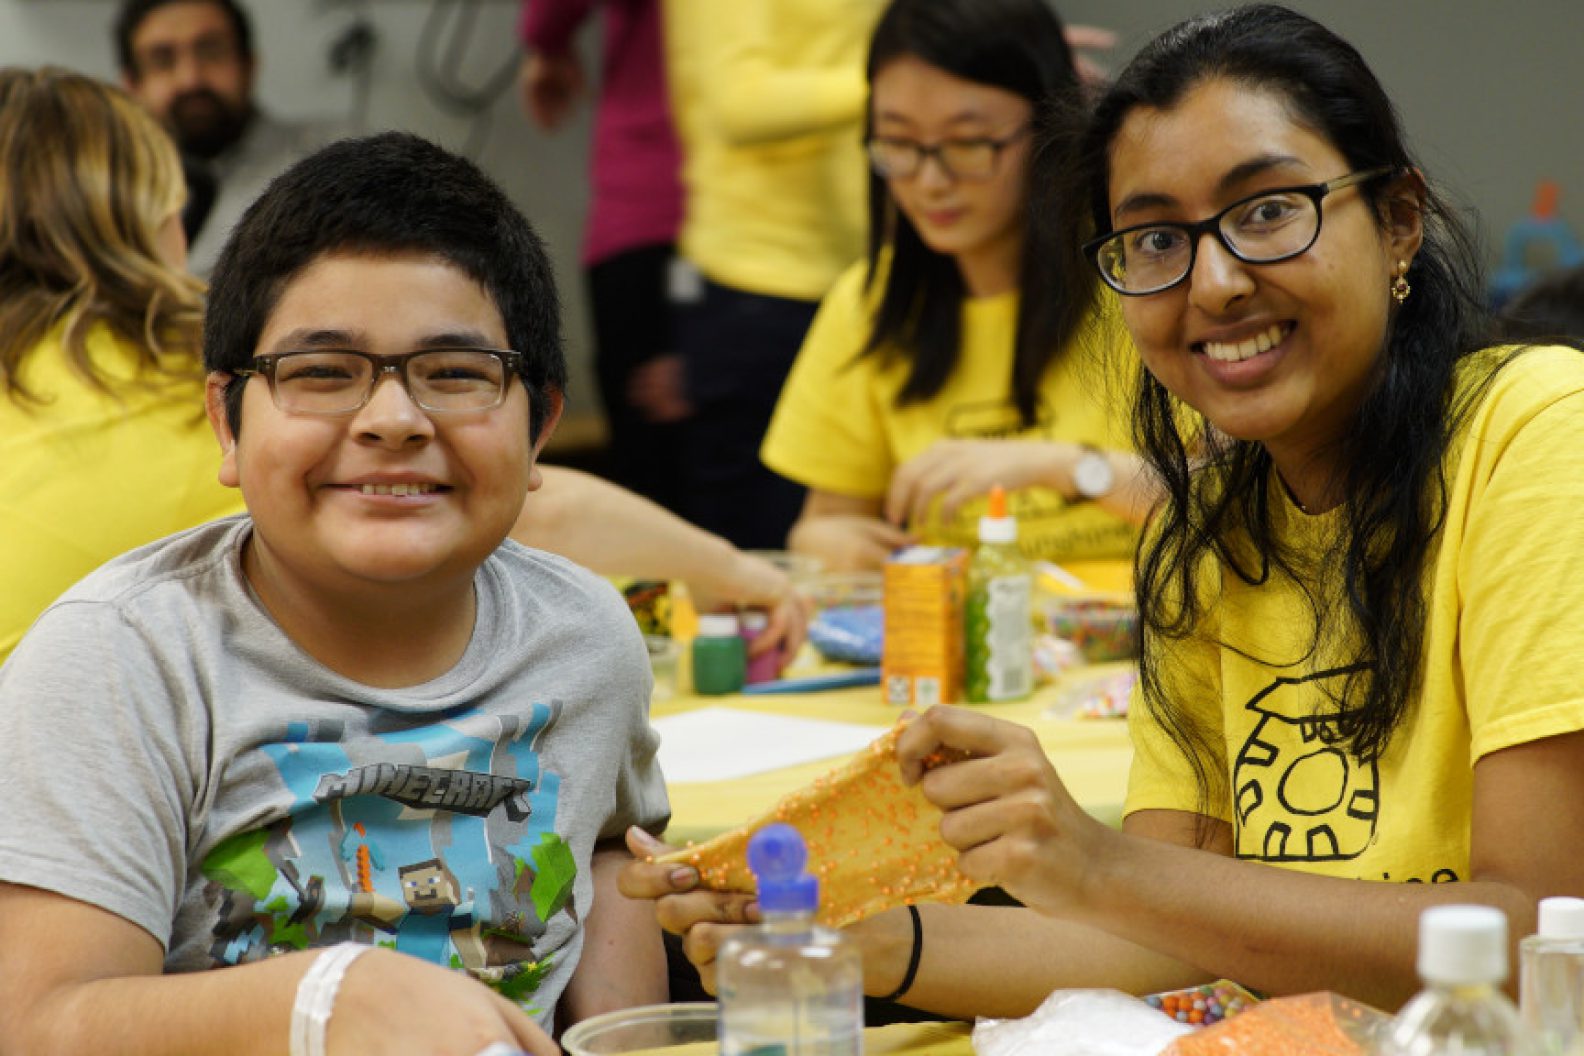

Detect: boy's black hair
204,131,566,439
114,0,256,76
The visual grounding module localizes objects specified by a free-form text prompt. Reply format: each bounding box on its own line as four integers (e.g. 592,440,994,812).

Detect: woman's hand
896,706,1109,917
885,440,1082,531
787,513,912,573
326,946,556,1056
616,827,760,995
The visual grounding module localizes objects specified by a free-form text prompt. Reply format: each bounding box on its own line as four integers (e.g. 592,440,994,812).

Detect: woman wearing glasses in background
628,4,1584,1015
760,0,1156,573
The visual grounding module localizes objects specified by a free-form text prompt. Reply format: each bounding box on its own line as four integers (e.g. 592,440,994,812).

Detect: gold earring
1391,260,1411,304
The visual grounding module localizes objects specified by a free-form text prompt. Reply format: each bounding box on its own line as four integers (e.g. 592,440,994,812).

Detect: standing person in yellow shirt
760,0,1154,572
644,0,887,549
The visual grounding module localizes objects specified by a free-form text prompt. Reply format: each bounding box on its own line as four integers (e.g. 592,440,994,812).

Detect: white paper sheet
652,706,888,783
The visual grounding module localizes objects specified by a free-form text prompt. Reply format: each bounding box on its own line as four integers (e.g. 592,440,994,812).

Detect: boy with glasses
0,132,666,1055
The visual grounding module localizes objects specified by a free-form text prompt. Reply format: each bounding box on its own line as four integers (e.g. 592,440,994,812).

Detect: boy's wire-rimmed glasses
1083,166,1397,296
866,124,1032,182
232,348,526,415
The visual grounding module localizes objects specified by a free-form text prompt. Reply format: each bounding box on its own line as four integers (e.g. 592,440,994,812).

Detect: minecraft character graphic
1232,666,1380,863
202,701,577,1003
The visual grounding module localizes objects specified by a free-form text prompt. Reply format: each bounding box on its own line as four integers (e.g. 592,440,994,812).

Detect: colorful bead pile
1146,981,1256,1027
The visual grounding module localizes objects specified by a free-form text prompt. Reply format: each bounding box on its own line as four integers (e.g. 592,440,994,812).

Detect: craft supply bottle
964,485,1032,703
693,613,747,695
1520,897,1584,1055
1382,905,1530,1055
717,824,863,1056
741,611,782,686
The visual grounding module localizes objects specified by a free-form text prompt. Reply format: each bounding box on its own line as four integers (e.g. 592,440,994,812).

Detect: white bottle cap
978,514,1017,545
1418,905,1508,986
697,613,741,637
1538,897,1584,940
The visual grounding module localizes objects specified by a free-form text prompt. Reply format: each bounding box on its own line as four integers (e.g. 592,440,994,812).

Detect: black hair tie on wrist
879,904,923,1002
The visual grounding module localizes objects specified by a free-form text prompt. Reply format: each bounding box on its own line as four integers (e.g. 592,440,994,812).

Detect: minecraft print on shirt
200,700,572,1006
1232,666,1381,863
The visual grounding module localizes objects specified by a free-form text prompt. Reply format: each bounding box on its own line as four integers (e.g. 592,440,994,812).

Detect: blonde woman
0,67,233,661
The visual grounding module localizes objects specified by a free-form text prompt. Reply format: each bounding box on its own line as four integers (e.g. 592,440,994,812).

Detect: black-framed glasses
866,125,1032,182
1083,167,1397,296
233,348,525,415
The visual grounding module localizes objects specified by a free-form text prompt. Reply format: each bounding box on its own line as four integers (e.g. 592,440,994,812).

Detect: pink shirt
522,0,683,266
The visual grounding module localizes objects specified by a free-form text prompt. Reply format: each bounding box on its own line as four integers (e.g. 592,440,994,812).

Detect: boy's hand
617,826,760,994
327,947,558,1056
687,551,811,673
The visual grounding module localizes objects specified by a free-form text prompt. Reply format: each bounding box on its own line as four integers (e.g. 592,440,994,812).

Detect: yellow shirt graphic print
1231,665,1379,863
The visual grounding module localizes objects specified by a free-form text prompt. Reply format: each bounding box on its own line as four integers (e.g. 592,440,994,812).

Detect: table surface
606,1020,974,1056
653,666,1135,847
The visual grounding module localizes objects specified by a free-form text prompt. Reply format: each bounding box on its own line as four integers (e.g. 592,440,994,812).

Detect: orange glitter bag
655,720,981,928
1161,992,1389,1055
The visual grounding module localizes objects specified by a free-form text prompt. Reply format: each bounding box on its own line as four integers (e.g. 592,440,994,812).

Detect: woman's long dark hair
1044,5,1497,809
862,0,1082,424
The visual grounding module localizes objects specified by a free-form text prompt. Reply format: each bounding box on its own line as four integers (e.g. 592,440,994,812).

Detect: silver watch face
1073,451,1115,499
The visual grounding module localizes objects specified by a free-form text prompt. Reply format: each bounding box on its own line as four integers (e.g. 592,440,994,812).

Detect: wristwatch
1070,446,1115,501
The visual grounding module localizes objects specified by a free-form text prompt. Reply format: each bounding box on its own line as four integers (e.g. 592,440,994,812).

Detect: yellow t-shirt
663,0,882,301
1126,345,1584,885
0,327,244,661
760,260,1140,562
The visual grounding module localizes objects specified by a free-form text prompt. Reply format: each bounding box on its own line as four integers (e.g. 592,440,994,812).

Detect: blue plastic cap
747,823,819,913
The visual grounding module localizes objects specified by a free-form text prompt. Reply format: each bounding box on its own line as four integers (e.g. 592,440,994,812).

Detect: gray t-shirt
0,516,668,1027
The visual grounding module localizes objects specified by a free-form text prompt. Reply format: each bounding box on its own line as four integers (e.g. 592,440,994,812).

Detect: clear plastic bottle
1521,897,1584,1055
963,485,1032,704
717,824,863,1056
1382,904,1531,1056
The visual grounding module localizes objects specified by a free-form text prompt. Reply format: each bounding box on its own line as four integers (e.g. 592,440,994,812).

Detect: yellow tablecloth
654,667,1135,846
615,1020,974,1056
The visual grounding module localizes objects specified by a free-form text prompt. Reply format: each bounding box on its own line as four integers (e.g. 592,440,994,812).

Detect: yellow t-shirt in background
0,327,244,661
662,0,882,301
760,261,1140,562
1126,345,1584,885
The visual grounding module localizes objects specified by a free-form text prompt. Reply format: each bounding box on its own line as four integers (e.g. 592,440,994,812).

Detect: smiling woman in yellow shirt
759,0,1152,572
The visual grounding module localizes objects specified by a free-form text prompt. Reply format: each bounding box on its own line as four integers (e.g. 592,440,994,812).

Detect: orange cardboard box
882,546,967,707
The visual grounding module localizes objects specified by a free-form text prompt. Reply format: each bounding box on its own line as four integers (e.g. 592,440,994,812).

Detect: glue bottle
964,485,1033,703
717,824,863,1056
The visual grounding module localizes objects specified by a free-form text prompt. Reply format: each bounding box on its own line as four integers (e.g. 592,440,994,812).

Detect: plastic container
562,1002,720,1055
692,613,746,695
643,634,679,701
964,486,1033,703
741,611,782,685
1381,905,1529,1055
1520,896,1584,1055
717,824,863,1056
